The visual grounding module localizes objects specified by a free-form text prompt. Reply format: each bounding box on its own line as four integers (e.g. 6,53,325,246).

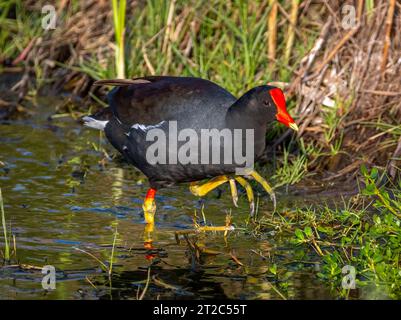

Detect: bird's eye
263,100,270,106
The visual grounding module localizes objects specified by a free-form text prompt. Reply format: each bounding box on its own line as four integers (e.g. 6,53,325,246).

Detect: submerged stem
0,188,10,261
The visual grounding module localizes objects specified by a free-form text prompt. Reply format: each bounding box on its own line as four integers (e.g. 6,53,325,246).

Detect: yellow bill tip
289,122,299,132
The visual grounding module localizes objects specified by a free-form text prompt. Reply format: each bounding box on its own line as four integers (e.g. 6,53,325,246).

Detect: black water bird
83,76,298,230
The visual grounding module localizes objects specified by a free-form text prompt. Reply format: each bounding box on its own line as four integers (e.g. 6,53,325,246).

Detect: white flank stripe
131,121,166,132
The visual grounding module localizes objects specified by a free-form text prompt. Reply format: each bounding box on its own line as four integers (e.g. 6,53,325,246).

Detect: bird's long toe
235,176,255,216
189,176,229,197
248,170,276,212
196,225,235,232
229,179,238,207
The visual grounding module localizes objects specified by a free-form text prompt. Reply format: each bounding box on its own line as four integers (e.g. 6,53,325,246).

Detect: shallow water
0,97,340,300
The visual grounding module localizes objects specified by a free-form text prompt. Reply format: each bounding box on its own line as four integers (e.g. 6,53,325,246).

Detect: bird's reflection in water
97,233,235,299
143,223,157,261
98,266,230,300
141,208,234,263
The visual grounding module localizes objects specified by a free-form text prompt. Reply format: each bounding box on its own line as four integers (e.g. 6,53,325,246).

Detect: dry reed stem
287,17,332,98
267,0,278,69
314,0,363,76
230,250,244,266
142,46,156,75
162,0,176,54
275,1,303,39
284,0,300,64
138,267,151,300
381,0,396,77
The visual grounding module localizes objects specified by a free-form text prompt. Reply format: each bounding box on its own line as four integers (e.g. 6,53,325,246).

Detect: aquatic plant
257,166,401,299
0,188,10,261
74,222,120,276
272,138,310,189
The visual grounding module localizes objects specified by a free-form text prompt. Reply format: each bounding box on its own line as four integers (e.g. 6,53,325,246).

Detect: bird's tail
82,116,109,130
82,107,113,131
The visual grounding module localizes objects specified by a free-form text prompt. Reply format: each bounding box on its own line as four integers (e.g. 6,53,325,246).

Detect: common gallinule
83,76,298,230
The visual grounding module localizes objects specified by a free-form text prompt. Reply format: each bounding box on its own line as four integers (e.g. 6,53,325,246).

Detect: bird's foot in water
142,188,157,255
195,225,235,233
174,225,234,237
143,197,156,225
143,224,157,261
143,223,155,245
175,212,234,238
174,224,234,248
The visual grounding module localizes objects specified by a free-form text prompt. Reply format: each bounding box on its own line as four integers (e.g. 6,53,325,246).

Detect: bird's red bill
269,88,286,111
269,88,296,128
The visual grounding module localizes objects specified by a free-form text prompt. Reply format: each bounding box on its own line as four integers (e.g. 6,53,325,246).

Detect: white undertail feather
82,116,109,130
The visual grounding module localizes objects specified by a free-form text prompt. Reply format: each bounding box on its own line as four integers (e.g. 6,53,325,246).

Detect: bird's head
250,85,298,131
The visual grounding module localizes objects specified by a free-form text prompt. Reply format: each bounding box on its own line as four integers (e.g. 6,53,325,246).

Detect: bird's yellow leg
235,176,255,216
195,213,235,233
189,175,229,197
189,176,235,233
229,179,238,207
142,188,157,224
142,188,157,253
247,169,276,211
197,225,235,232
143,223,154,247
190,175,238,208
